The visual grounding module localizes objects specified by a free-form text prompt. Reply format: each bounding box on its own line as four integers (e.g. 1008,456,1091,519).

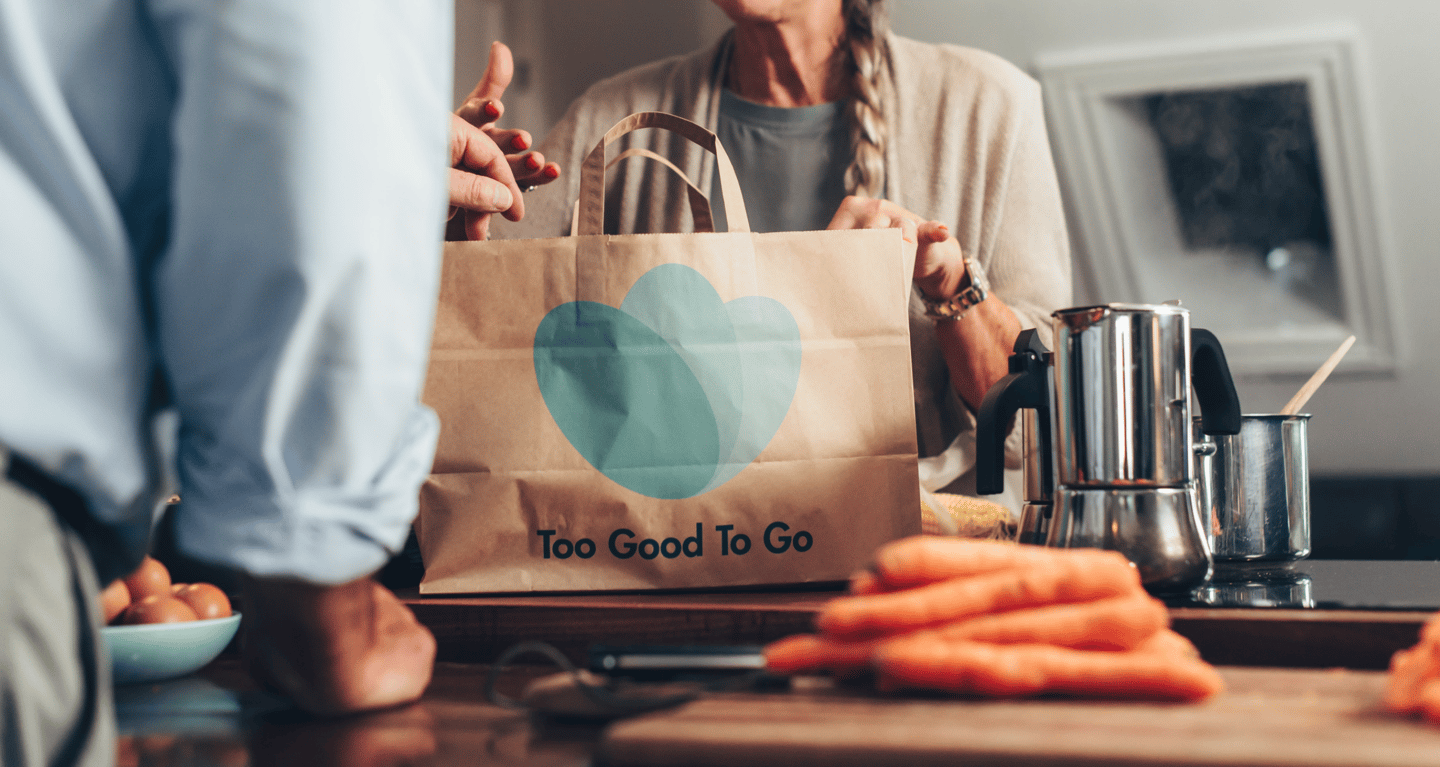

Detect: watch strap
922,258,989,321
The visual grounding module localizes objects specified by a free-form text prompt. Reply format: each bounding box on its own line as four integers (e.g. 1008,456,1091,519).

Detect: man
0,2,534,764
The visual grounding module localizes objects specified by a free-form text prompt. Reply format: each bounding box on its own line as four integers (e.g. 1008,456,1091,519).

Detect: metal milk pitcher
977,303,1242,594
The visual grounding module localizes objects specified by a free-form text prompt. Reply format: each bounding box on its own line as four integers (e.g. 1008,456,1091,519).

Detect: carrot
1420,679,1440,724
873,634,1224,702
847,570,885,596
928,593,1169,652
764,634,878,675
1422,614,1440,644
1386,640,1440,714
1386,647,1422,713
1132,629,1204,660
867,537,1136,591
770,598,1175,673
817,552,1143,640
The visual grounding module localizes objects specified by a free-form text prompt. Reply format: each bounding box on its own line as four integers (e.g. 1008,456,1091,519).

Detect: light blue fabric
0,0,452,584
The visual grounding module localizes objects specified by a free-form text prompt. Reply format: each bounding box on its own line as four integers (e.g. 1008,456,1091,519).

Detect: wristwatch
921,257,989,321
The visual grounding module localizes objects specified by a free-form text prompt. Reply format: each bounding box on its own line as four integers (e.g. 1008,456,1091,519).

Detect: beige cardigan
494,33,1073,515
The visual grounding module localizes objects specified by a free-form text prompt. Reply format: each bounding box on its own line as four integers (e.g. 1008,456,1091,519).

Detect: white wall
888,0,1440,476
457,0,1440,476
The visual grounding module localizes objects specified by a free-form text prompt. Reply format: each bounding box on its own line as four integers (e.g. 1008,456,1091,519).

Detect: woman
487,0,1072,518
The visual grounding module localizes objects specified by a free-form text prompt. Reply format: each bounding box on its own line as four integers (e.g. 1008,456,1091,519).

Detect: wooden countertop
116,660,1440,766
601,666,1440,767
399,589,1433,670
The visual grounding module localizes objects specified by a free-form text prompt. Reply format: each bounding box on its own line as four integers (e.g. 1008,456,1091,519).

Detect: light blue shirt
0,0,452,584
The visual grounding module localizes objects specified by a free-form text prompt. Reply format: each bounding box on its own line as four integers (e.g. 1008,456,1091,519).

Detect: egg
122,556,172,601
173,582,232,620
120,595,197,625
100,579,131,624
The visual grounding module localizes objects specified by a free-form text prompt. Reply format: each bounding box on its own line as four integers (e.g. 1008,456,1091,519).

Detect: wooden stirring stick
1280,335,1356,415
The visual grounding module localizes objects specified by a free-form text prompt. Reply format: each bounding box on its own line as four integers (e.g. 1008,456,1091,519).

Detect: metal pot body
1195,414,1311,562
1196,565,1314,608
1021,407,1051,504
1017,503,1051,546
1049,486,1213,594
1052,304,1195,487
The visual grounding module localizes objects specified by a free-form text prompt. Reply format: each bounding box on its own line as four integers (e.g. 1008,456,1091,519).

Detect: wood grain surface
600,667,1440,767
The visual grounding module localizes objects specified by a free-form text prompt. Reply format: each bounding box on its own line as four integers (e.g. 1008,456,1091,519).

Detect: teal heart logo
534,264,802,499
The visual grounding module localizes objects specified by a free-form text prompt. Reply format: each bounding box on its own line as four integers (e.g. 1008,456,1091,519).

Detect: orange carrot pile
765,537,1224,702
874,631,1222,701
1386,613,1440,722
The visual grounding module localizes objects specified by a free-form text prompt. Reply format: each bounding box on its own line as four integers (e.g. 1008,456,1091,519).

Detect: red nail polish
545,165,559,178
526,154,542,170
513,135,529,151
484,101,501,119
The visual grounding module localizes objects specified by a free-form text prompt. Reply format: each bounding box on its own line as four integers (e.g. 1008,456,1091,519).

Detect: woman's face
710,0,841,25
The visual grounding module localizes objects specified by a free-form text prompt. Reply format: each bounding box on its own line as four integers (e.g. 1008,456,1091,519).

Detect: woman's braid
841,0,890,198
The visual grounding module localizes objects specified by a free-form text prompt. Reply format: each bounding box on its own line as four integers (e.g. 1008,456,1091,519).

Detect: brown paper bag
417,112,918,594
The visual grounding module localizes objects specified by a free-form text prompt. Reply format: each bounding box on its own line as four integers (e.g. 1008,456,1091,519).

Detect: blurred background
453,0,1440,560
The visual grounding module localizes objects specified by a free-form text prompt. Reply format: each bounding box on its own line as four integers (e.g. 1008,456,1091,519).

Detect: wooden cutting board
600,667,1440,766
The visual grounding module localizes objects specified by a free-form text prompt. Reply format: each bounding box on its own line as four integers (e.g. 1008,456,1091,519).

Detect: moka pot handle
1191,328,1242,435
976,329,1051,496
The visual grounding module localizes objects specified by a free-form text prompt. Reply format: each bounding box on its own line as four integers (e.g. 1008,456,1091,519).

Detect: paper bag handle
577,111,750,236
571,148,716,235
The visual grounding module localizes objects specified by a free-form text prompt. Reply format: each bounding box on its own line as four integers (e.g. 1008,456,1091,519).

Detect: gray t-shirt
711,88,850,234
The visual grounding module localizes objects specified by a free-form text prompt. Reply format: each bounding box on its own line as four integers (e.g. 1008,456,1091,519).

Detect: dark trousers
0,449,115,767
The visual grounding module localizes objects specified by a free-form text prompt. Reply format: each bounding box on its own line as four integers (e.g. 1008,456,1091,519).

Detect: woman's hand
448,42,561,240
826,196,968,300
826,195,1019,410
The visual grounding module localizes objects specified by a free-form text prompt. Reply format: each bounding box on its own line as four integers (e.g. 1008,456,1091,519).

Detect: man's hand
448,42,560,240
449,112,523,240
242,576,436,716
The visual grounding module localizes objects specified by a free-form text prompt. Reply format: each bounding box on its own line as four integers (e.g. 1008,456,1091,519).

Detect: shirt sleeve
149,0,452,584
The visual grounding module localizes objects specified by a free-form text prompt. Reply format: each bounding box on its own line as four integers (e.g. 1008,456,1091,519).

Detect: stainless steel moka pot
977,303,1242,594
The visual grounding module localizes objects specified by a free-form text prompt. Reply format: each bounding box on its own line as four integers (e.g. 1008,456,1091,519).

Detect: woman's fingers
916,219,950,244
456,41,514,127
913,222,963,283
532,161,562,187
488,127,533,154
826,195,916,231
509,153,562,188
825,197,966,291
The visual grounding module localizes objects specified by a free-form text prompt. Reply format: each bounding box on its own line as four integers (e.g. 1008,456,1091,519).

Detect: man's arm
147,0,451,712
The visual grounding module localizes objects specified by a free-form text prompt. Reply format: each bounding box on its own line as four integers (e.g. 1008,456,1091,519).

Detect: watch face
964,258,990,292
